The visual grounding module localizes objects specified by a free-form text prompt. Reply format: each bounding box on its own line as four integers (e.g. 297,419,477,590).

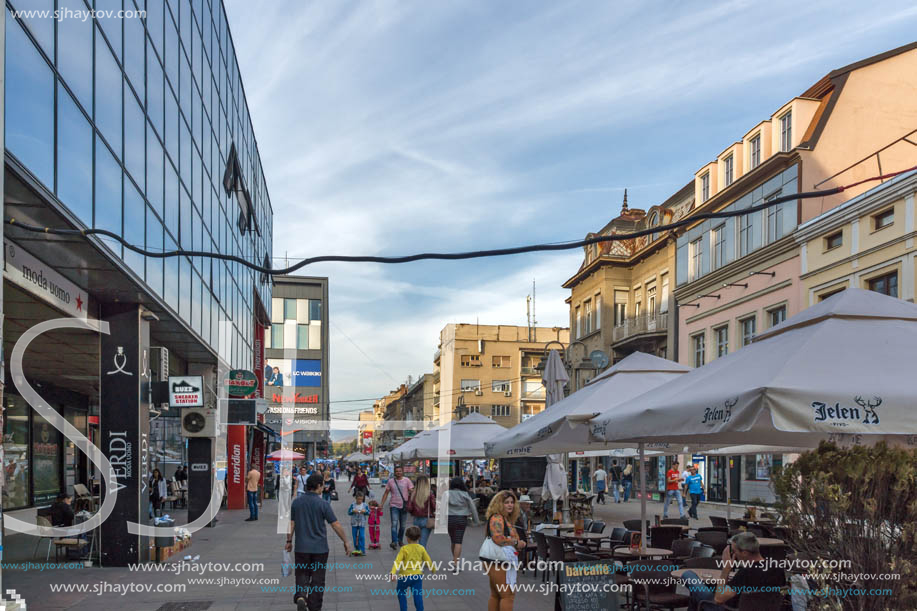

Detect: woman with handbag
446,477,479,574
322,471,336,502
408,475,436,546
481,490,525,611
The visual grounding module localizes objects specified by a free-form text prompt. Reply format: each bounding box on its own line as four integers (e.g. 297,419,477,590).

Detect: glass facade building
5,0,273,365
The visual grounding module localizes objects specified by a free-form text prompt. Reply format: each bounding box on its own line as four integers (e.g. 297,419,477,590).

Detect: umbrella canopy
342,451,370,463
388,430,435,461
595,289,917,448
266,449,305,461
399,413,507,460
485,352,689,457
540,349,570,502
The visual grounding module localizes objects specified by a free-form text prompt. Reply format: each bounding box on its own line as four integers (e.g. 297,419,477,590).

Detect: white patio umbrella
484,352,689,457
401,412,507,459
387,430,435,462
342,451,368,463
593,289,917,540
540,349,570,516
595,289,917,448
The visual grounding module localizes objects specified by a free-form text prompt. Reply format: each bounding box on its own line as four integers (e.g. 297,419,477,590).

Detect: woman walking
322,471,336,502
408,476,436,546
622,463,633,502
149,469,167,517
446,477,479,575
483,490,526,611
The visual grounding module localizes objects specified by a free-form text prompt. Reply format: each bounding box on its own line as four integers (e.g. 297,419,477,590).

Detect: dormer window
724,155,734,186
701,172,711,202
780,111,792,152
750,135,761,169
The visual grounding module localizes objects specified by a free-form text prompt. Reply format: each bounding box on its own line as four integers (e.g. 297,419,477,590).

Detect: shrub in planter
772,442,917,610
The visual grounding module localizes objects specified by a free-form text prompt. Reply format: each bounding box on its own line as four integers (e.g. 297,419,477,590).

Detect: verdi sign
225,369,258,397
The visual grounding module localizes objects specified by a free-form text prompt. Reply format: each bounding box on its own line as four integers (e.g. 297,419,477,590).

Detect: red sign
271,393,319,404
226,425,246,510
361,431,373,455
254,323,265,398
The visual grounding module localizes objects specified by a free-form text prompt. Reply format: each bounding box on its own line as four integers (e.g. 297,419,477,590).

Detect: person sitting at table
515,495,534,534
683,531,786,610
50,492,75,527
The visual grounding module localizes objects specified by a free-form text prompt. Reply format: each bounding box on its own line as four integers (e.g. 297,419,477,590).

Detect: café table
561,532,610,542
756,537,786,547
613,546,672,559
538,523,575,531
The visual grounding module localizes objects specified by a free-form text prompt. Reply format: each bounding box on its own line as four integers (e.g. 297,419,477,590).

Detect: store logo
106,346,132,376
813,396,881,425
701,398,736,426
271,393,319,404
535,425,553,440
591,422,607,438
172,380,201,394
507,447,532,455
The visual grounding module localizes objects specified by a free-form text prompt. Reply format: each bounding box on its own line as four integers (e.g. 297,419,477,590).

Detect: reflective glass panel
95,136,123,237
123,179,146,279
95,34,123,159
57,88,93,225
57,0,93,111
124,89,145,186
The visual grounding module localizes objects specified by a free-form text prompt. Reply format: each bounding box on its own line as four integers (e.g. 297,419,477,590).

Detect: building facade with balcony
563,186,693,364
796,170,917,306
434,324,569,427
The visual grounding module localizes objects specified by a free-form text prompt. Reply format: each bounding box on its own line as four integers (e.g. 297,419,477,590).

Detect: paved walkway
2,479,738,610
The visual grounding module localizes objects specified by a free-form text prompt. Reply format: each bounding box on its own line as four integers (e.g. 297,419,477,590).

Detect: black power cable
4,172,908,275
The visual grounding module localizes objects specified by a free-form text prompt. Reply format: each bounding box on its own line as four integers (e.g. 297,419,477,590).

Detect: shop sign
225,369,258,396
4,238,88,319
292,359,322,387
191,463,209,472
169,376,204,407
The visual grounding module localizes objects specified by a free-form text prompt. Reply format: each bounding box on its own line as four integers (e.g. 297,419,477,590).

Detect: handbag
425,500,435,530
479,536,503,561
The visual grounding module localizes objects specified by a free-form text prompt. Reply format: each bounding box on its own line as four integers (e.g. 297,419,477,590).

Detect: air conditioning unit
504,391,512,397
181,408,217,437
474,389,483,396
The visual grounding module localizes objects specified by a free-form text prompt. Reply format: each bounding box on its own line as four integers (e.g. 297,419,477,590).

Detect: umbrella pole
639,442,647,553
726,458,732,519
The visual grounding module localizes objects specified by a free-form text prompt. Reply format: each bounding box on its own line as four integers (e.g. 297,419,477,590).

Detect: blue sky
224,1,917,436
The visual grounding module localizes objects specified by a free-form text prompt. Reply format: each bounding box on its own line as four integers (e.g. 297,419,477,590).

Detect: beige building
402,374,438,424
796,170,916,305
434,324,570,427
563,186,693,363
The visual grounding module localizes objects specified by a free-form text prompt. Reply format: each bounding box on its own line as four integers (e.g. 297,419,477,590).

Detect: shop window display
3,399,30,509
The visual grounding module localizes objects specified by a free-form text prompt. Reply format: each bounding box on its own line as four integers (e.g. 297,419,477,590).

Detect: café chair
629,559,691,610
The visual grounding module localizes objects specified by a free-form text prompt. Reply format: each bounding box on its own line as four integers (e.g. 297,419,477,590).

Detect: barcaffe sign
225,369,258,397
4,238,88,319
169,376,204,407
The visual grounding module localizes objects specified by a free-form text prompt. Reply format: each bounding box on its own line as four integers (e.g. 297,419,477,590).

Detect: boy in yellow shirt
390,526,434,611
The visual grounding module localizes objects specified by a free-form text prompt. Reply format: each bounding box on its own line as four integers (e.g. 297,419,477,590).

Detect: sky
224,0,917,439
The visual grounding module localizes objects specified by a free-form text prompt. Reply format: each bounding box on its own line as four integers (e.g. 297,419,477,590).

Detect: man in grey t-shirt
286,474,351,610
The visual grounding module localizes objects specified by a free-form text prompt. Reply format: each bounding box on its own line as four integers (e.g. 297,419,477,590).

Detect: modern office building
263,275,330,460
4,0,273,565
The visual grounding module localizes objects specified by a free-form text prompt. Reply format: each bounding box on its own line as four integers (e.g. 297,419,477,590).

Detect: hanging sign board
225,369,258,396
169,376,204,407
4,238,88,319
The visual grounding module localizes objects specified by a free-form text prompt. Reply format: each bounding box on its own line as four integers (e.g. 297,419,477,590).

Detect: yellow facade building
434,323,570,427
797,170,916,305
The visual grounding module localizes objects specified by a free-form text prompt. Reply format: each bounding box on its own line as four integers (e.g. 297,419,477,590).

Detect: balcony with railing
612,311,668,343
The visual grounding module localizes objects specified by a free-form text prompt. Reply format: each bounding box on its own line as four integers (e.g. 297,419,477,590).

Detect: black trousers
294,551,329,608
689,493,702,518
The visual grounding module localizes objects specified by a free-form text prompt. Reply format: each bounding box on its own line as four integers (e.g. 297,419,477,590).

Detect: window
712,225,726,269
460,354,482,367
750,135,761,169
765,195,783,243
739,212,755,257
660,275,670,313
692,333,706,367
310,300,322,322
780,111,792,152
297,324,309,349
584,300,593,334
768,306,787,328
634,301,642,318
740,317,756,347
724,155,734,187
460,379,481,392
271,323,284,349
95,34,123,159
715,326,729,358
690,238,703,280
575,307,582,337
819,287,846,301
595,295,602,328
647,285,657,314
466,405,480,414
614,302,627,326
701,172,711,202
491,405,511,418
492,380,511,393
873,209,894,230
868,272,898,298
824,231,843,250
284,299,297,320
58,89,93,225
492,355,511,368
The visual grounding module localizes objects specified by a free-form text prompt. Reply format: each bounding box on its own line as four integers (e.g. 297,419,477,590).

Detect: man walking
663,460,685,519
686,465,704,520
380,465,414,549
246,465,261,521
286,473,352,611
593,463,608,505
350,467,369,499
609,459,623,504
296,466,310,497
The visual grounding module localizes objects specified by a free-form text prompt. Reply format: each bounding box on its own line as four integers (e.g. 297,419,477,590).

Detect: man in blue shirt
685,464,705,520
286,474,351,610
